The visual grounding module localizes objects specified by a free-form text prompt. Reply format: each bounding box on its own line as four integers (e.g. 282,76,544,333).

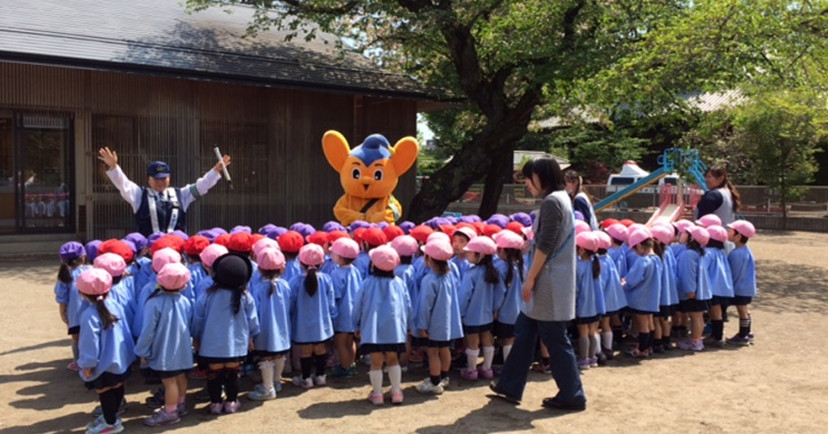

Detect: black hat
212,253,252,289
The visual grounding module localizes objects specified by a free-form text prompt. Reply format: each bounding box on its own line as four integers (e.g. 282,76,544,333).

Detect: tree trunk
477,149,513,219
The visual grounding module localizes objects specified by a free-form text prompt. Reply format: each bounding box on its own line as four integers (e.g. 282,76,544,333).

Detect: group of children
54,212,757,433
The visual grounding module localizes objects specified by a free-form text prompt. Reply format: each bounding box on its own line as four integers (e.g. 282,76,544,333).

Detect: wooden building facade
0,1,428,247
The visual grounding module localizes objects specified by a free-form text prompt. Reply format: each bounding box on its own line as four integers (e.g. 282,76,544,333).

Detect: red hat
600,218,620,229
361,227,388,247
483,224,502,238
98,239,135,264
505,221,524,235
227,232,253,253
472,222,486,235
150,235,184,256
251,233,266,245
306,231,330,246
439,224,456,237
352,227,367,244
184,235,210,256
277,230,305,253
455,222,478,234
382,225,405,242
619,219,636,228
213,233,231,247
409,225,434,244
327,230,350,244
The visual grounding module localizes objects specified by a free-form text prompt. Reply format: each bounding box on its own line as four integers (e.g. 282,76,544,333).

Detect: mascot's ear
322,130,351,171
391,136,419,175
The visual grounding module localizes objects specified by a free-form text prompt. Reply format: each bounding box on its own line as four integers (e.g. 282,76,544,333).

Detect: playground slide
594,167,668,212
646,200,682,227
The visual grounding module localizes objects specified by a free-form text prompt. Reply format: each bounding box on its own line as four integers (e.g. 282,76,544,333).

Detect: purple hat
211,227,228,235
377,221,390,230
84,240,102,262
171,230,189,241
486,214,509,229
322,221,346,233
196,229,216,242
348,220,371,232
398,221,415,234
147,232,165,247
510,212,532,227
293,223,316,239
458,215,477,224
124,232,148,252
265,226,288,240
230,225,252,235
120,239,138,255
444,216,458,225
289,222,305,233
423,218,440,230
258,224,277,235
59,241,86,262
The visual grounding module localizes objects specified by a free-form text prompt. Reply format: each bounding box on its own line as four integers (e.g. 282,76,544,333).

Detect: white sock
601,331,613,351
387,364,402,393
502,345,513,362
481,346,495,370
368,369,383,395
258,360,275,392
465,348,480,371
274,357,286,383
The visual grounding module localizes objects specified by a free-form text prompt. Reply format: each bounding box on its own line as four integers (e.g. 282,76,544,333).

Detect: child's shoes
368,391,384,406
391,390,404,405
143,408,180,427
460,368,478,381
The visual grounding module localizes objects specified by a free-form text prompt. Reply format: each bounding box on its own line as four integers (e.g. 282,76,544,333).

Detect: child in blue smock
289,244,337,389
726,220,757,346
493,230,525,364
414,239,464,395
135,263,193,426
55,241,90,372
354,227,387,278
451,226,476,280
133,247,188,340
458,236,505,381
390,235,421,368
669,221,693,340
622,228,663,358
76,268,134,434
605,223,628,278
676,226,713,351
595,231,625,361
354,245,412,405
194,244,228,301
703,225,735,348
574,232,604,369
651,224,680,353
277,230,305,283
94,253,136,340
328,237,362,378
192,253,259,415
247,248,293,401
184,235,210,291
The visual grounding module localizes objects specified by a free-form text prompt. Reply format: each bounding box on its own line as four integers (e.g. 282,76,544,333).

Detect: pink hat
628,223,648,235
298,243,325,267
495,230,524,250
369,245,400,272
728,220,756,239
330,237,360,259
688,226,710,246
594,231,612,250
627,228,653,248
650,224,675,245
674,219,694,234
257,247,286,271
574,220,591,236
427,232,450,244
252,237,280,258
576,232,600,252
707,225,728,243
463,236,497,255
200,244,229,268
605,223,628,243
390,235,419,257
696,214,722,228
77,268,113,296
422,239,454,261
453,226,477,241
93,253,127,277
157,262,191,291
152,247,182,273
522,226,534,241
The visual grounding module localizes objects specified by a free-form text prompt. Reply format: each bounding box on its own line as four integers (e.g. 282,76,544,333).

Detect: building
0,0,434,254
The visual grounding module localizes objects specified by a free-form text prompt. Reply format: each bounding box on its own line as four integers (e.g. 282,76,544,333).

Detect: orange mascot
322,130,419,226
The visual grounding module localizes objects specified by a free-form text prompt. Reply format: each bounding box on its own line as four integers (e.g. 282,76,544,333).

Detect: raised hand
97,147,118,170
212,154,231,174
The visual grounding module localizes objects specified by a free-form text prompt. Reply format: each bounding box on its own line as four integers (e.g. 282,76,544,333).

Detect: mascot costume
322,130,419,226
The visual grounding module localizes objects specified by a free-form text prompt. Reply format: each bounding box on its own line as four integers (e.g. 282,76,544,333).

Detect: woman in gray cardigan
489,158,586,411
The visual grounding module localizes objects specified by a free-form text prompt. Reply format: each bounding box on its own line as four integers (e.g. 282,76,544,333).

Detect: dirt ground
2,230,827,433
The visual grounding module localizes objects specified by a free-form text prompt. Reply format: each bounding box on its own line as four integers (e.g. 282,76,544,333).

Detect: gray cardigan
522,190,576,322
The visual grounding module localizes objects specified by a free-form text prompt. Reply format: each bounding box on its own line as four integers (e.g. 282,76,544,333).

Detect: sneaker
588,356,599,368
391,390,404,405
208,402,223,415
247,387,277,401
577,358,590,370
415,378,444,395
477,367,494,380
460,368,478,381
93,398,127,416
86,417,123,434
86,415,104,431
626,348,650,358
177,402,188,417
293,376,314,389
314,375,327,386
368,391,384,405
596,352,608,365
223,400,241,413
726,334,751,346
330,365,351,378
703,336,725,348
143,408,181,427
747,332,755,343
677,339,704,351
663,341,674,351
66,361,80,371
440,376,450,388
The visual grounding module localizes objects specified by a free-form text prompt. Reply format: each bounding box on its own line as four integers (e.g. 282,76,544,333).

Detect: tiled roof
0,0,431,98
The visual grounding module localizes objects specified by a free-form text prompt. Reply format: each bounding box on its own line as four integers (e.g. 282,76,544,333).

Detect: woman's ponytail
94,295,119,329
727,179,742,212
591,254,601,279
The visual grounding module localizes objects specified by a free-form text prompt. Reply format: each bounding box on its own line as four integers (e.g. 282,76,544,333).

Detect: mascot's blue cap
350,134,392,166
